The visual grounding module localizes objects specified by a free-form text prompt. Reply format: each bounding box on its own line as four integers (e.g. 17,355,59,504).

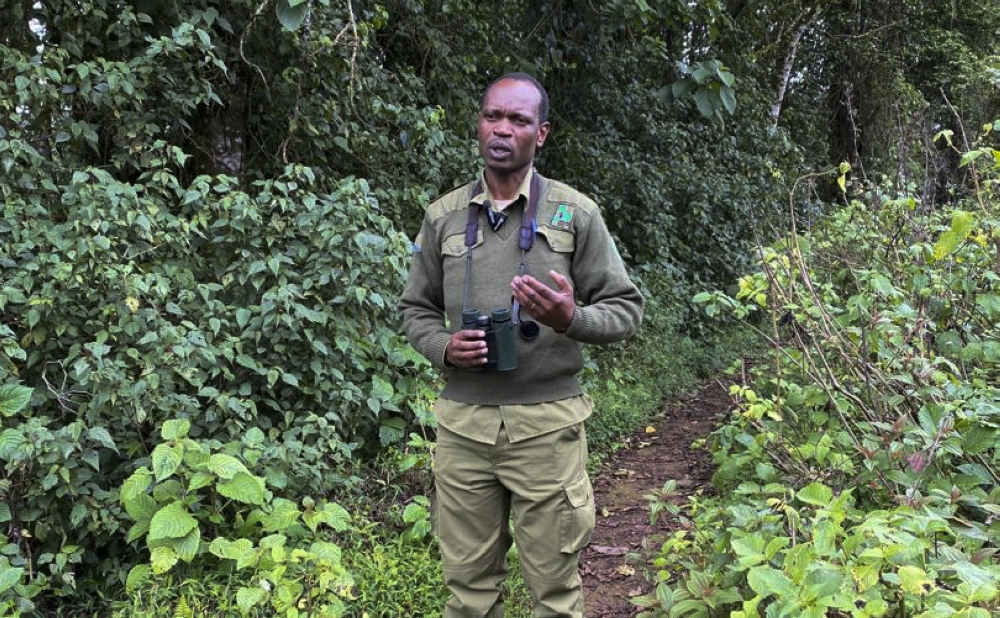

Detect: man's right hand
445,329,488,368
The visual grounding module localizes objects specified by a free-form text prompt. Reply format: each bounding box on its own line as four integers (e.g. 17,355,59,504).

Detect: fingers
510,272,575,331
549,269,573,294
446,329,488,368
511,272,573,307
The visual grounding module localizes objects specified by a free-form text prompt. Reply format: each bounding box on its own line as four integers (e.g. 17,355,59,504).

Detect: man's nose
493,120,513,136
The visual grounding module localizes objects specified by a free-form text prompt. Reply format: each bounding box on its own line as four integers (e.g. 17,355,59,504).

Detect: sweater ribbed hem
440,373,583,406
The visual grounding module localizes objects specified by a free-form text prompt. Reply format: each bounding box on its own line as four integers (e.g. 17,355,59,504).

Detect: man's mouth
487,142,512,159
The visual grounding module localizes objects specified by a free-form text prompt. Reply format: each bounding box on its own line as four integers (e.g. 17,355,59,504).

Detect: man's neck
484,167,530,201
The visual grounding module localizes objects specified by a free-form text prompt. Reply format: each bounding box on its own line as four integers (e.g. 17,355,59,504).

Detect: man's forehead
483,80,542,112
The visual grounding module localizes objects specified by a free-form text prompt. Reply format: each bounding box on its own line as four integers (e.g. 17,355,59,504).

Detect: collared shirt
435,395,592,445
470,168,535,212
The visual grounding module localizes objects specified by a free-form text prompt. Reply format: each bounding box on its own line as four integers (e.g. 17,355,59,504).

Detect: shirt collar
472,168,535,212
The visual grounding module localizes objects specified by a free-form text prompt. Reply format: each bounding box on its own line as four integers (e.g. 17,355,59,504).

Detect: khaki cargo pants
433,422,595,617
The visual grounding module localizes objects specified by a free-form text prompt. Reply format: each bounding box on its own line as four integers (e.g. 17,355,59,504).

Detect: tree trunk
770,10,817,128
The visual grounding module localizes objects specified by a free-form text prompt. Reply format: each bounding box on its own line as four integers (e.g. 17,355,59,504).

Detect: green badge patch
551,204,574,227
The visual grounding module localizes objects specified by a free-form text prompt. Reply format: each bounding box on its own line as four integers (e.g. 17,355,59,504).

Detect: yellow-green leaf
148,502,198,541
208,454,249,480
152,443,183,482
150,546,179,575
898,565,934,595
217,472,266,505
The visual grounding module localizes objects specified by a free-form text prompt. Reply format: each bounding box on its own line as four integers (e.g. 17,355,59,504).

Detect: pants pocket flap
564,475,591,508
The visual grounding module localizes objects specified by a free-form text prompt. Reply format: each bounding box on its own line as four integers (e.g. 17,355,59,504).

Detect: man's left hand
511,270,575,332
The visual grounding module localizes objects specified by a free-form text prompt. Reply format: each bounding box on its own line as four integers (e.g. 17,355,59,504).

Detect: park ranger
399,72,643,617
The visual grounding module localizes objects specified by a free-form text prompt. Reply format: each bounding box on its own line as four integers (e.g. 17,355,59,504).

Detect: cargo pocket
559,474,596,554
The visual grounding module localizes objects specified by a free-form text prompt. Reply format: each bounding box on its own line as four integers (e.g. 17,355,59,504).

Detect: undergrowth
638,134,1000,617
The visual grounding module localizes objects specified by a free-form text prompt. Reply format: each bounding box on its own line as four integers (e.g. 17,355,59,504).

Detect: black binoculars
462,308,518,371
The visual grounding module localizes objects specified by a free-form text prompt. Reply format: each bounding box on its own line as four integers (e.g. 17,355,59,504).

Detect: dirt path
581,379,733,617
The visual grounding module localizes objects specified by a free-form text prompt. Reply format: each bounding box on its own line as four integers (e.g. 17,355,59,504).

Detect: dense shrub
641,136,1000,616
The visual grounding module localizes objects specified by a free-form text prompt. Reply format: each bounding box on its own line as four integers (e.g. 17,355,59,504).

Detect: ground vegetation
0,0,997,615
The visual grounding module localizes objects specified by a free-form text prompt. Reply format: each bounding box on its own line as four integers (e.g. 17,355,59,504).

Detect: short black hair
481,72,550,125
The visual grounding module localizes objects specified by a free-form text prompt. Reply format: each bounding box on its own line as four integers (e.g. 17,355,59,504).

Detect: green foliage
644,127,1000,616
341,532,448,617
2,0,998,614
660,60,737,120
119,419,356,616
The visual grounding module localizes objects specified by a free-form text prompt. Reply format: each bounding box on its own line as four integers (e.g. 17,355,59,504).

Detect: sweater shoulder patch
426,183,477,221
549,203,575,229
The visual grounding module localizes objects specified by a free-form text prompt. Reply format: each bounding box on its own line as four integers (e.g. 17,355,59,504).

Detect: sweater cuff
425,332,454,369
562,306,592,339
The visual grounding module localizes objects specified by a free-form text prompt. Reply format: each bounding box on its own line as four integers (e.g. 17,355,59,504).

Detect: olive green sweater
398,169,643,406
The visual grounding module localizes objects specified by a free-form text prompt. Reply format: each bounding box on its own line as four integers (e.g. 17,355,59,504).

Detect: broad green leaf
70,504,88,527
188,471,215,492
719,85,736,114
217,472,266,505
173,526,201,562
672,78,696,99
731,534,765,557
235,308,251,328
259,533,287,550
121,469,153,502
898,565,934,595
161,419,191,441
243,427,265,447
797,482,832,507
974,293,1000,320
209,537,254,562
747,567,795,598
671,599,708,616
261,499,299,532
962,426,997,455
959,148,987,168
148,502,199,541
693,88,715,119
932,210,976,261
125,564,152,591
852,563,880,592
0,385,32,416
310,541,343,564
123,494,158,522
209,454,249,479
127,520,150,543
276,0,308,30
86,426,118,452
371,375,394,401
152,443,183,482
150,546,179,574
0,429,26,459
237,586,265,612
306,501,352,532
0,562,24,595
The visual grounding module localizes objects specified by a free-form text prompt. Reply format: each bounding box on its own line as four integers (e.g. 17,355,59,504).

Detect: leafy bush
0,160,428,611
640,137,1000,616
119,419,356,616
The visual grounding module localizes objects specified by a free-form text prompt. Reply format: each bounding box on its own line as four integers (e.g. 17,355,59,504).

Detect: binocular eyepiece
462,308,518,371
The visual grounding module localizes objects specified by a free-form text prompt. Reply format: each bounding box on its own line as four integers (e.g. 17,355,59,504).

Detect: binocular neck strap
462,172,544,313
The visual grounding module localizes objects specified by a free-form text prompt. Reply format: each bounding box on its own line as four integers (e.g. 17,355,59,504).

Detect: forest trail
581,379,734,617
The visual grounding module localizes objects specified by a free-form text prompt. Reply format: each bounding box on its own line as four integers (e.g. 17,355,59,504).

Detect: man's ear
537,122,551,147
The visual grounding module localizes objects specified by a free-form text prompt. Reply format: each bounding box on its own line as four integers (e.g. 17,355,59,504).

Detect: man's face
477,79,550,178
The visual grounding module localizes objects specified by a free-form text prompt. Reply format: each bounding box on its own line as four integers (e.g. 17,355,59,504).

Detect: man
399,73,643,617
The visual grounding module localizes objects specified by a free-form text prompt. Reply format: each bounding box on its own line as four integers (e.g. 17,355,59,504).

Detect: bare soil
581,379,733,617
